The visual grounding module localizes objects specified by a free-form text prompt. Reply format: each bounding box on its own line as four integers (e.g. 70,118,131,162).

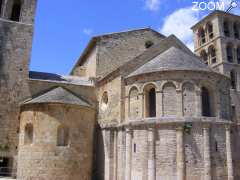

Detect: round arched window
101,92,109,110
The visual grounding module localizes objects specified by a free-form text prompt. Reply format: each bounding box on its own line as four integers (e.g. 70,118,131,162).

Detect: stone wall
0,19,34,160
17,103,96,180
72,29,165,79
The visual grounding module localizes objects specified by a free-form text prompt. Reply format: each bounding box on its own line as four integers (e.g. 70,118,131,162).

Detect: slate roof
29,71,93,86
23,87,92,107
128,46,212,77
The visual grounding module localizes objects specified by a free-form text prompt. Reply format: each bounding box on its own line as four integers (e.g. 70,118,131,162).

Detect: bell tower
0,0,37,176
192,10,240,122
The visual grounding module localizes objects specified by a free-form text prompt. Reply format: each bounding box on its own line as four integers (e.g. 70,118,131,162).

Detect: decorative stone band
100,117,233,130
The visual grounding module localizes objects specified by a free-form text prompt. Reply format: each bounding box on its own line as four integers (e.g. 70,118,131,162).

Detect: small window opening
215,141,218,152
145,41,154,49
57,126,69,147
133,143,136,153
10,0,22,22
24,124,33,145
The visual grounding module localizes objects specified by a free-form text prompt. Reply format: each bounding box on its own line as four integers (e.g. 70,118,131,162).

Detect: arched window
183,83,196,116
129,87,139,119
230,70,237,89
24,123,33,145
57,125,69,146
200,50,208,65
144,85,156,118
224,21,230,37
201,87,212,117
10,0,22,22
163,83,177,116
208,46,217,64
207,22,214,39
237,47,240,64
233,22,239,39
101,92,108,111
198,28,206,45
226,45,233,63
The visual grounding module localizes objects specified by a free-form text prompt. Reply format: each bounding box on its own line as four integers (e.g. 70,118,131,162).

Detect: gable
71,28,165,79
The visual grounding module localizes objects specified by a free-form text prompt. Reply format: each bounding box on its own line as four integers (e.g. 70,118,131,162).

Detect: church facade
0,1,239,180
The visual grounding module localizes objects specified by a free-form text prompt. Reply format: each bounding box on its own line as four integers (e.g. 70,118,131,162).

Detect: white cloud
83,28,93,35
160,7,201,51
144,0,160,11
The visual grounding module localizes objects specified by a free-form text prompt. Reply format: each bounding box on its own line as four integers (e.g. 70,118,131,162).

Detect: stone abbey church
1,1,240,180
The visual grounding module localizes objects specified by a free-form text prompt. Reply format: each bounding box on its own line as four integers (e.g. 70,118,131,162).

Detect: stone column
139,93,144,118
125,128,132,180
176,126,185,180
148,128,156,180
226,126,234,180
203,125,211,180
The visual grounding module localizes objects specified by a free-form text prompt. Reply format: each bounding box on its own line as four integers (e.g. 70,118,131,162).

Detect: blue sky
30,0,239,75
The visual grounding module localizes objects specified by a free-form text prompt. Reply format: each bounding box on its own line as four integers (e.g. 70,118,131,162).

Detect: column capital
125,127,133,133
203,123,211,130
225,125,232,131
148,127,155,132
176,125,184,131
176,89,182,93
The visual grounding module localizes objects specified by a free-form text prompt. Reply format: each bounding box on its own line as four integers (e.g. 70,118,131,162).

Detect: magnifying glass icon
226,1,238,12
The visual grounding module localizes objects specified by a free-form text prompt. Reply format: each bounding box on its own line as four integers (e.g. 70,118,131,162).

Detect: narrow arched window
208,46,217,64
237,47,240,64
144,85,156,118
57,125,69,146
224,21,230,37
24,123,33,145
10,0,22,22
230,70,237,89
200,50,208,65
233,22,239,39
201,87,212,117
207,22,214,39
198,28,206,45
226,45,233,63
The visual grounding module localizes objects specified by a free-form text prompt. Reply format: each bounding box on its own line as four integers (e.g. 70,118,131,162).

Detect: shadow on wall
92,124,105,180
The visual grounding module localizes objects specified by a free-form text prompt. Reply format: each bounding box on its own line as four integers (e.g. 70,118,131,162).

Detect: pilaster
226,126,234,180
203,125,211,180
148,127,156,180
125,128,132,180
176,126,185,180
